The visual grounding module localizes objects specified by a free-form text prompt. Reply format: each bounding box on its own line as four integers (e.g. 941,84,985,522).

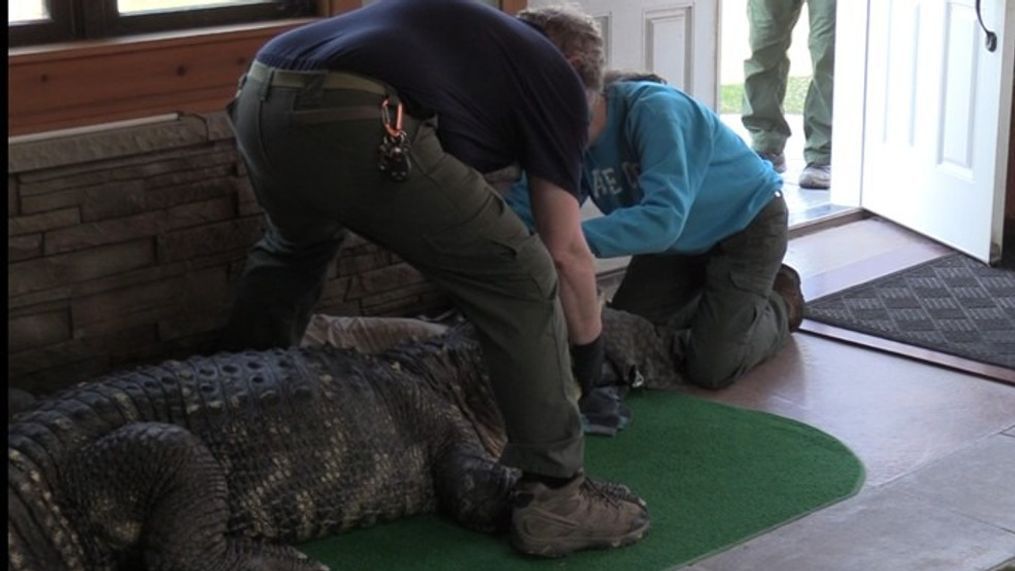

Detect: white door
835,0,1014,264
529,0,719,107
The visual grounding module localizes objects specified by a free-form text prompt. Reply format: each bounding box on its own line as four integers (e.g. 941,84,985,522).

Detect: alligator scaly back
8,335,516,571
8,307,670,570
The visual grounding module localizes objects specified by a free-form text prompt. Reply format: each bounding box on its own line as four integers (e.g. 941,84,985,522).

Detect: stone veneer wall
8,112,451,395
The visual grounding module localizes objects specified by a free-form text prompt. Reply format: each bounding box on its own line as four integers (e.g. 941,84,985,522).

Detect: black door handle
976,0,998,52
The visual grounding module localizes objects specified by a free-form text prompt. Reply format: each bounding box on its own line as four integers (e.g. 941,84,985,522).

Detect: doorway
718,0,856,228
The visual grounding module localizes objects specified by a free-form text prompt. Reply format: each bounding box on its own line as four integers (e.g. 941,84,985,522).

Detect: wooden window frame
84,0,316,39
8,20,313,136
9,0,317,48
9,1,77,47
8,0,528,137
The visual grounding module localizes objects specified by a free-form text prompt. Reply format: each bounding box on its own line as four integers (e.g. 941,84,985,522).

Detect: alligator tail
8,387,37,423
8,451,88,571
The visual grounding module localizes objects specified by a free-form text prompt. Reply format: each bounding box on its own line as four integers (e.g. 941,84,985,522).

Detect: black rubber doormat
804,253,1015,371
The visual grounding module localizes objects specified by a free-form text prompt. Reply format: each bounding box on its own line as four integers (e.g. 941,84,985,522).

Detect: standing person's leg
367,121,585,477
328,115,649,556
678,195,794,389
222,220,345,351
742,0,805,167
221,80,347,352
802,0,835,166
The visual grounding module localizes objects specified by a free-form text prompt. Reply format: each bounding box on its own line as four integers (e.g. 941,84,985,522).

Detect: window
8,0,316,47
9,2,49,23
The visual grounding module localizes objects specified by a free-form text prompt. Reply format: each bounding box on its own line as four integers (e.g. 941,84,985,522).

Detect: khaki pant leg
679,196,792,389
742,0,806,154
803,0,836,164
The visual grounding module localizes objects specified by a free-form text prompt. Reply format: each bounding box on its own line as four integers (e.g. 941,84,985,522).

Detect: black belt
246,61,389,97
243,61,407,123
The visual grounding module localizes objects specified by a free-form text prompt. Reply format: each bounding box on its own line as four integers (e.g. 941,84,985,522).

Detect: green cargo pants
222,66,583,478
742,0,836,165
609,195,793,389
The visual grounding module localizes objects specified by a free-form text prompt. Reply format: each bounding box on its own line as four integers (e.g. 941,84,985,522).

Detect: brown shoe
757,151,787,173
510,474,650,558
773,264,805,332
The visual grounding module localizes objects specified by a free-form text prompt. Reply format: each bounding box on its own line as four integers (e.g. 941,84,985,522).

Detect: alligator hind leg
434,443,521,533
63,422,328,571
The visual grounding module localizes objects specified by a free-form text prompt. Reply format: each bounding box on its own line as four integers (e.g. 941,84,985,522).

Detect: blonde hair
517,4,605,92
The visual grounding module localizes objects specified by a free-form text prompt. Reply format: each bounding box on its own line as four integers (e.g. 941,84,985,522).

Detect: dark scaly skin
7,308,674,571
601,307,686,390
8,326,515,571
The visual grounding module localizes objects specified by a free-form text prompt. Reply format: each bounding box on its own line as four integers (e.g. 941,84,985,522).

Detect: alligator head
372,307,684,457
601,307,685,390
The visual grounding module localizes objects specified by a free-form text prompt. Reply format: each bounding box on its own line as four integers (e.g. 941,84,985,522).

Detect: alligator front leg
433,442,520,534
63,422,328,571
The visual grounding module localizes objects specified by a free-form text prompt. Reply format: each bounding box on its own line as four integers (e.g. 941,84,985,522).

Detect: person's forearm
553,240,602,344
528,176,603,344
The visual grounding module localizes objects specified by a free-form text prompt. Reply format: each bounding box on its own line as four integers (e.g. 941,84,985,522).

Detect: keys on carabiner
378,97,411,182
378,132,411,182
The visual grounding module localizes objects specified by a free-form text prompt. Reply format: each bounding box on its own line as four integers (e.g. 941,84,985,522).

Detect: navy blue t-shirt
255,0,588,197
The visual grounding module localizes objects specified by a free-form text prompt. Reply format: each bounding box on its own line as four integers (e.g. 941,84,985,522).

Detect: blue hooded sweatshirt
506,81,783,258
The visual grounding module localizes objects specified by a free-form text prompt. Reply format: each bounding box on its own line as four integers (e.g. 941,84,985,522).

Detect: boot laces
580,478,625,508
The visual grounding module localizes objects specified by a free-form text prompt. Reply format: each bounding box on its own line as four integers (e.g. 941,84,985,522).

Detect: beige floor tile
888,435,1015,530
682,334,1015,487
688,486,1015,571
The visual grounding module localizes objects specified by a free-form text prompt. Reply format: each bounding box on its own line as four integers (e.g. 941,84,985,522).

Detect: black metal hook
976,0,998,52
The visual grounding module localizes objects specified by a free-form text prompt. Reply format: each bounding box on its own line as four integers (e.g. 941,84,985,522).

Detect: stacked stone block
8,112,450,395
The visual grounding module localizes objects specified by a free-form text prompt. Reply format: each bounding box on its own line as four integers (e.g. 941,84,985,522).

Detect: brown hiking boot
510,473,650,558
773,264,805,332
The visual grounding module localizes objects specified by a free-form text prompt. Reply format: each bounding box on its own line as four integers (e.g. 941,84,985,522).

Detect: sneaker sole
511,519,651,559
799,180,830,189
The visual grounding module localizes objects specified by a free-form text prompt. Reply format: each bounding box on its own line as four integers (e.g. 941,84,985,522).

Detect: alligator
7,307,680,571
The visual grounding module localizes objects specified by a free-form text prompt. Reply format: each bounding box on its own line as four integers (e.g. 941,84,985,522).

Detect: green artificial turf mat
300,390,864,569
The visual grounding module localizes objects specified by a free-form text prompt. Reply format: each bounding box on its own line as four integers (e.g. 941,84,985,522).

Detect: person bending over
220,1,650,558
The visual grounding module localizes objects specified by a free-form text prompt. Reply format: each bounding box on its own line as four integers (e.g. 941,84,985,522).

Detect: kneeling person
507,72,804,390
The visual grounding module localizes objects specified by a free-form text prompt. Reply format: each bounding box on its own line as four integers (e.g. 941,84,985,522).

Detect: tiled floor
673,218,1015,570
592,112,1015,569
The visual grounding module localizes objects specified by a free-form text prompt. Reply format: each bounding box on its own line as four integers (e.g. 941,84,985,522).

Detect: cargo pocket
727,265,773,297
424,193,556,300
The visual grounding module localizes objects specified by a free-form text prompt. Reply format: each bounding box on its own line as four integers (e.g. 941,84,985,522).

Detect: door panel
645,7,692,92
939,5,979,176
530,0,718,107
859,0,1013,263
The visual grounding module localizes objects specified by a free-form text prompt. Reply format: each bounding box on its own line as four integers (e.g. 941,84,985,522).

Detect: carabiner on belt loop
380,97,405,138
377,96,411,182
